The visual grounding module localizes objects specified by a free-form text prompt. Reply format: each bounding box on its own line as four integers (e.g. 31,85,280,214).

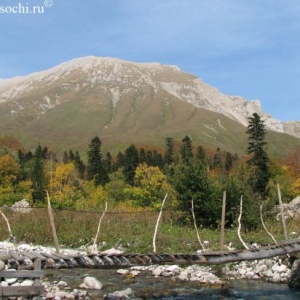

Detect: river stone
104,287,134,299
46,292,55,299
5,277,18,284
21,279,34,286
263,269,273,278
117,269,129,275
57,280,68,287
0,260,5,271
80,276,103,290
272,263,287,273
177,270,189,281
0,281,9,287
130,270,140,276
152,266,164,276
288,259,300,288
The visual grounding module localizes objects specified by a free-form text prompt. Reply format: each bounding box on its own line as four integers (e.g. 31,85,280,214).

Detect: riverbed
43,267,300,299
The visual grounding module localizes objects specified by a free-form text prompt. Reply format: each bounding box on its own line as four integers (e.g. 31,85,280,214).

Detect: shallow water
43,268,300,299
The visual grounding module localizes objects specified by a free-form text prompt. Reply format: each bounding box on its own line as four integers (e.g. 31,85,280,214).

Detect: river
43,267,300,299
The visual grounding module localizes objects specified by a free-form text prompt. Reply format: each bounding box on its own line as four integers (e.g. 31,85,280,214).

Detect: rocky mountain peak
0,56,299,145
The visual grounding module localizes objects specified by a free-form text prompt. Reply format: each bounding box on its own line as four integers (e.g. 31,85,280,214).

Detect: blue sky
0,0,299,121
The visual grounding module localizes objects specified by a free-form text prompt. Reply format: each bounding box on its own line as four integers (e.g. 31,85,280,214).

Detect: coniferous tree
74,151,85,178
69,150,75,161
31,145,46,203
180,135,193,163
42,146,48,159
212,148,222,170
225,152,233,172
18,149,25,165
87,136,108,186
123,144,139,185
164,137,174,165
139,148,147,164
153,150,163,169
246,113,270,196
196,145,206,162
146,150,153,166
115,151,125,170
62,151,69,164
104,152,113,174
25,151,33,162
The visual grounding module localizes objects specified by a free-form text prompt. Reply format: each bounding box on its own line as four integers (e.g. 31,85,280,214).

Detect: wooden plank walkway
0,259,43,299
0,238,299,271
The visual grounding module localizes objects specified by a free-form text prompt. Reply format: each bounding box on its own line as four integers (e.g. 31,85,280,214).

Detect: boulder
288,259,300,288
276,196,300,221
79,276,103,290
104,287,134,299
11,199,32,213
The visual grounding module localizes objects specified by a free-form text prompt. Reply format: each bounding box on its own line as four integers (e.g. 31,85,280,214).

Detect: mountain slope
0,56,299,155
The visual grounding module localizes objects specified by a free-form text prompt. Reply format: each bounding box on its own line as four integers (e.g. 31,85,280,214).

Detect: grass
0,207,298,253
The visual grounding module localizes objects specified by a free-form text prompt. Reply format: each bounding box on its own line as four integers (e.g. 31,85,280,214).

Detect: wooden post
259,203,278,244
153,194,168,253
46,191,60,254
0,209,13,239
191,198,204,250
93,201,108,249
237,195,249,249
220,191,226,251
277,183,288,240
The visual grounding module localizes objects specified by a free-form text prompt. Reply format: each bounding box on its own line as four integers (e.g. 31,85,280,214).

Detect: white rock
105,287,134,299
21,279,34,286
46,292,55,299
254,264,267,274
245,271,255,279
130,270,140,276
263,269,274,277
100,247,124,255
5,277,18,284
57,281,68,287
0,260,5,271
177,271,189,281
166,265,181,272
272,264,287,273
152,266,164,276
116,269,129,275
0,281,9,287
270,273,281,283
80,276,102,290
238,268,246,275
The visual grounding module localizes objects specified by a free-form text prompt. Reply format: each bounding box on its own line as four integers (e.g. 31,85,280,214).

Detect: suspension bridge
0,238,300,269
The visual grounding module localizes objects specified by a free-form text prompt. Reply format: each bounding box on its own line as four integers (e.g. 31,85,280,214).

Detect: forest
0,113,299,231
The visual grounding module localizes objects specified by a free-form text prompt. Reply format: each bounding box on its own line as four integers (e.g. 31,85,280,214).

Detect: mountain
0,56,299,156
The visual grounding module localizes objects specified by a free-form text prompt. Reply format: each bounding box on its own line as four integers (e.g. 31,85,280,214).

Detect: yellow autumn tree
127,163,175,209
50,162,82,208
76,181,108,211
0,154,20,205
291,178,300,196
0,154,19,186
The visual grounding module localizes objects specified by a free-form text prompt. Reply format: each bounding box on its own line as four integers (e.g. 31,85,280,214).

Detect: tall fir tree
139,148,147,164
31,145,46,203
246,113,270,197
74,151,85,179
123,144,139,185
164,137,174,165
196,145,206,162
225,152,233,172
212,148,223,170
87,136,108,186
180,135,193,163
